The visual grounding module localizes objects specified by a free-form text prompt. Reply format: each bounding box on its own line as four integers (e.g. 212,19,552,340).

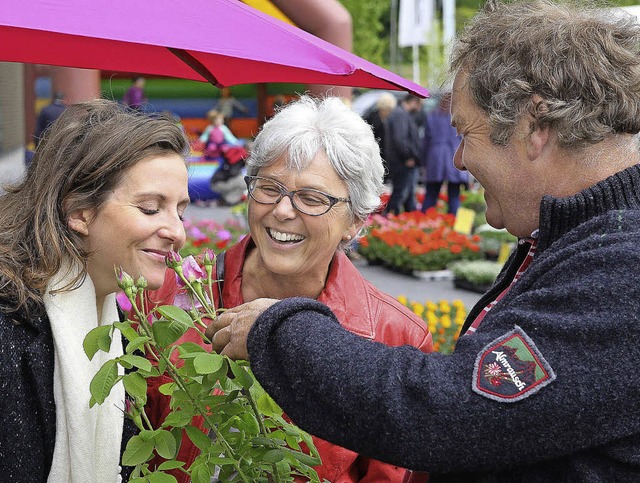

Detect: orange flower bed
358,210,482,272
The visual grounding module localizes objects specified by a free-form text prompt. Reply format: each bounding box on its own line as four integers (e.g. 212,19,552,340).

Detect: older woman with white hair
152,95,433,482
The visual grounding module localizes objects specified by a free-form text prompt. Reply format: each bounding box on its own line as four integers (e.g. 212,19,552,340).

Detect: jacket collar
538,163,640,251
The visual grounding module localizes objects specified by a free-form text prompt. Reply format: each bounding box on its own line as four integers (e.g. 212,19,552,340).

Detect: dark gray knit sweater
247,164,640,482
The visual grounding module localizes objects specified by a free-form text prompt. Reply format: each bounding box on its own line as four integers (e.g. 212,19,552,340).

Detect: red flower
193,237,212,248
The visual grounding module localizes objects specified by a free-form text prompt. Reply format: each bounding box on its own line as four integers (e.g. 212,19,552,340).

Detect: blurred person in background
123,76,146,110
364,92,398,182
383,94,423,215
34,91,66,147
215,87,249,121
420,93,468,214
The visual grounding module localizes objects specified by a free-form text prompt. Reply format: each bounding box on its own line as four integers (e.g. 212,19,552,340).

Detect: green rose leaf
256,391,283,416
170,427,183,453
228,360,254,389
83,325,112,360
156,305,194,328
152,320,190,347
162,410,193,428
158,382,175,396
122,372,147,402
206,455,238,465
119,354,152,372
262,448,285,463
147,472,177,483
122,434,155,466
185,425,211,451
154,429,178,460
114,321,139,342
126,336,152,354
89,359,118,406
190,464,211,483
177,342,207,358
286,447,322,467
193,352,225,375
157,460,185,471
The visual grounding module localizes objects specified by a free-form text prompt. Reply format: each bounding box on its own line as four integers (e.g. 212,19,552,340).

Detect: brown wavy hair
451,0,640,147
0,99,189,314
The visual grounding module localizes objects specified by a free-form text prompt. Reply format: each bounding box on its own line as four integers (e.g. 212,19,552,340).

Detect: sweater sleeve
247,219,640,475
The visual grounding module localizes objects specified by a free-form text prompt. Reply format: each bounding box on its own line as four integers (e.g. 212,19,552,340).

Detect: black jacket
0,301,136,482
383,105,422,172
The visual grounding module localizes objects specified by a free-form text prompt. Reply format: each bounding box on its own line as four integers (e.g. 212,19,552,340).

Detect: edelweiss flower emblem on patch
473,326,556,402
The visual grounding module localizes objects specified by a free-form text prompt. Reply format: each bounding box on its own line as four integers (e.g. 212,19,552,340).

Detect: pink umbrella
0,0,428,97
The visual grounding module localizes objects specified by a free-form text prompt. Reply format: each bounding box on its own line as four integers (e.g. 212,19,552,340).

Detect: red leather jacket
145,235,433,482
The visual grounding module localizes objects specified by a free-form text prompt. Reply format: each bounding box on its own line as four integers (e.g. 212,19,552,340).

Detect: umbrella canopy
0,0,428,97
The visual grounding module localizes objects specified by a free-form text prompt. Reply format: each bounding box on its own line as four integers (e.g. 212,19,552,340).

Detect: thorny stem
242,386,281,482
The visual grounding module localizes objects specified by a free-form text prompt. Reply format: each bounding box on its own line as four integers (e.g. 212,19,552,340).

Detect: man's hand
406,158,416,168
205,298,279,359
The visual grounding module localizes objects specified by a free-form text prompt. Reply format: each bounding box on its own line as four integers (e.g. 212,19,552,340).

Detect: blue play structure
187,158,221,202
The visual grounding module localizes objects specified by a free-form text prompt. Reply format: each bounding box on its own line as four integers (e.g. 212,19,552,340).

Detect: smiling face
451,73,543,238
248,151,359,283
71,154,190,298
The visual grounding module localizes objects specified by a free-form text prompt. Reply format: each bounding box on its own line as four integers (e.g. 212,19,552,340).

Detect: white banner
398,0,434,47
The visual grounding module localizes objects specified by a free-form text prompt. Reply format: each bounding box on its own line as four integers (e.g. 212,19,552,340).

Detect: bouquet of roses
84,249,321,482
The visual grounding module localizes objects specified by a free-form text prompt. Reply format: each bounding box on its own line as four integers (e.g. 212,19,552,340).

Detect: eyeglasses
244,175,350,216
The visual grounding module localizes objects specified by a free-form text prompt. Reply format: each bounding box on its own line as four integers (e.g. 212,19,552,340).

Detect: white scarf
44,266,124,483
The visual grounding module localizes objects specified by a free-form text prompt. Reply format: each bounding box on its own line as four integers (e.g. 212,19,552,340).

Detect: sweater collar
537,163,640,251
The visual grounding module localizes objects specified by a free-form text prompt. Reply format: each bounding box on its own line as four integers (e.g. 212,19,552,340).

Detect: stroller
209,144,248,206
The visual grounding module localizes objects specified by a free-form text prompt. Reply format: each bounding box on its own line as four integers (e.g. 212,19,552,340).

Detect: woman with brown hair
0,99,190,483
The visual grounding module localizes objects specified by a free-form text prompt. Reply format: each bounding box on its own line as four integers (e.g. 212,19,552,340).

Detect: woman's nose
272,194,297,219
159,213,186,249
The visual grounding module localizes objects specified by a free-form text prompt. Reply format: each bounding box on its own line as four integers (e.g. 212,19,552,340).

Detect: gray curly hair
450,0,640,147
246,95,385,222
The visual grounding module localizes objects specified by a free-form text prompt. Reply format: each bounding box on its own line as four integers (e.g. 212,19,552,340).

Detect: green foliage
342,0,389,65
83,254,321,482
475,226,517,259
100,78,305,101
450,260,503,287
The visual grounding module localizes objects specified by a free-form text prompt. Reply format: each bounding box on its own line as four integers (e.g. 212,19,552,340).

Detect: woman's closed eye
139,207,160,215
139,206,186,222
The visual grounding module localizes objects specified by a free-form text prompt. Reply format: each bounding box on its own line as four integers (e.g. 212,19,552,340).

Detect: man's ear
67,209,91,236
527,95,550,161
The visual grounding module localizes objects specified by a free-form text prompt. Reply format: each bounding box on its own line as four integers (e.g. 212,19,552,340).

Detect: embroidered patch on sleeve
472,325,556,402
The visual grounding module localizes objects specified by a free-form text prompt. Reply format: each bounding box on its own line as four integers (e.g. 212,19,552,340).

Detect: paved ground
184,203,484,309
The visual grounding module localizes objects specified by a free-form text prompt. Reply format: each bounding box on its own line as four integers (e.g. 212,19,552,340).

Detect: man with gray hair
206,1,640,480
